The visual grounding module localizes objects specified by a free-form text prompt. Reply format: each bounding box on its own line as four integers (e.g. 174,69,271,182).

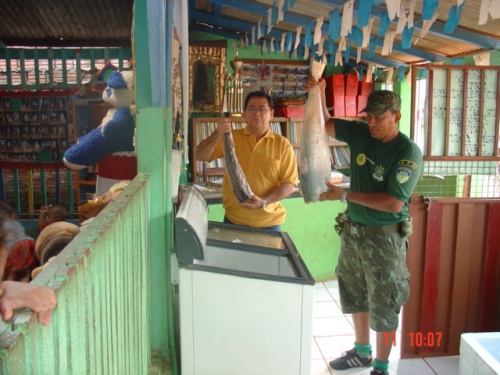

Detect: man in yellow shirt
195,91,298,231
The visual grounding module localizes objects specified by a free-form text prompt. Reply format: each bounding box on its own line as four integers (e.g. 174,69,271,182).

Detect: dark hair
41,236,73,264
244,91,273,110
48,205,68,221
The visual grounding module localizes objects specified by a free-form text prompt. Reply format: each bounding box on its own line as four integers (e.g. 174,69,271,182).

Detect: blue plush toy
64,71,137,194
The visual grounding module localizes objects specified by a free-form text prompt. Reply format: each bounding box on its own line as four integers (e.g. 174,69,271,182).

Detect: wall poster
239,60,309,105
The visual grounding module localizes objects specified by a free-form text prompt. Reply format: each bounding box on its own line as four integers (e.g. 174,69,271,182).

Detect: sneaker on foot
370,369,389,375
328,347,374,370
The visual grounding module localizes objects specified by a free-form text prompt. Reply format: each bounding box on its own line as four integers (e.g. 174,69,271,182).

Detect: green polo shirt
335,118,423,226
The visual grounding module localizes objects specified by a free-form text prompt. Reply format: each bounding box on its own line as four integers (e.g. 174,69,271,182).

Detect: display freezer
174,186,315,375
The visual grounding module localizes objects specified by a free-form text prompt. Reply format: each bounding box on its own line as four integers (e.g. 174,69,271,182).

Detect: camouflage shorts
335,229,410,332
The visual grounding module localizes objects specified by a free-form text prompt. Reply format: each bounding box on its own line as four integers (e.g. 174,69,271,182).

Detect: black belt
342,221,401,236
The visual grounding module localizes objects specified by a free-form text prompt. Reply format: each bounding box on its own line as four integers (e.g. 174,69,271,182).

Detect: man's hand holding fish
194,91,298,231
318,181,344,202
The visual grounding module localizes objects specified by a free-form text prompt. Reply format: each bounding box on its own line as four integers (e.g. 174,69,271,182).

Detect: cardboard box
329,95,345,116
325,94,334,109
274,105,305,118
357,95,369,114
326,74,345,96
359,81,373,96
345,96,357,116
345,74,358,96
326,94,345,111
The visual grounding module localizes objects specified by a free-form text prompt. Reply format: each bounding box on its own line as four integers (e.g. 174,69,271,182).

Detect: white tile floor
312,280,460,375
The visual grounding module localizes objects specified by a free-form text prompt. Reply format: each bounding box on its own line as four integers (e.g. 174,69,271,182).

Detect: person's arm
194,118,232,162
241,182,296,210
319,181,405,213
305,76,336,140
38,206,48,230
0,281,57,325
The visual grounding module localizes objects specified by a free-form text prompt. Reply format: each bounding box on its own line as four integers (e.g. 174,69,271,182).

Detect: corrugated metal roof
1,0,499,68
0,0,133,48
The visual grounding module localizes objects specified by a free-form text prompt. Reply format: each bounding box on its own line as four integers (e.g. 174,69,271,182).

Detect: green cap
359,90,401,116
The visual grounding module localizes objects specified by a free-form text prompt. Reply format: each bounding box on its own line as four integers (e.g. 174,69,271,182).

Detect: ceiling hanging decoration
422,0,439,20
341,0,355,37
235,0,496,83
357,0,373,27
444,2,466,33
479,0,500,24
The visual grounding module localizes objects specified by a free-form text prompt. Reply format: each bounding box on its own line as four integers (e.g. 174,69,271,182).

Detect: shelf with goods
72,103,111,202
0,93,74,163
287,117,351,171
190,116,288,183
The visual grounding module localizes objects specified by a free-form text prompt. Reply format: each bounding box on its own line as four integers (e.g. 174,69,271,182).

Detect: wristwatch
340,189,348,204
260,198,268,209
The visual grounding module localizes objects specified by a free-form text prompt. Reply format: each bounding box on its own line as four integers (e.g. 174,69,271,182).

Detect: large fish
299,60,331,203
224,131,253,202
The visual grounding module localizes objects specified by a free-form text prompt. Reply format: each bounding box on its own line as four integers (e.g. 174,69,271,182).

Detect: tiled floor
312,280,460,375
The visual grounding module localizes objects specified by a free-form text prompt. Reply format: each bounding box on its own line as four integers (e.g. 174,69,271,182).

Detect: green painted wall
207,198,346,282
393,79,412,135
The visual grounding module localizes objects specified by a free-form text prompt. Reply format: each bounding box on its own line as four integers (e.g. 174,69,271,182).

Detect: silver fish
224,131,253,203
299,60,331,203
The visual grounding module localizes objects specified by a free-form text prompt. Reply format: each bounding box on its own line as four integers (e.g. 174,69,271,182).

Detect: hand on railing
0,281,57,326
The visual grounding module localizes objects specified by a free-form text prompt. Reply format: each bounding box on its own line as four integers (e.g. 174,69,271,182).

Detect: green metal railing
0,173,150,374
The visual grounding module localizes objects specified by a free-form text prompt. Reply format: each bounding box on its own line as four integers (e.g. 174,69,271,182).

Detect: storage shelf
0,93,72,163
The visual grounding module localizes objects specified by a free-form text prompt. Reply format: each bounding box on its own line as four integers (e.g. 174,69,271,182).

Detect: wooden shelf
78,180,97,186
0,93,72,163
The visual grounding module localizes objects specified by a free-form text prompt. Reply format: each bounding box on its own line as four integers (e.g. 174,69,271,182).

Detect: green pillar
133,0,177,372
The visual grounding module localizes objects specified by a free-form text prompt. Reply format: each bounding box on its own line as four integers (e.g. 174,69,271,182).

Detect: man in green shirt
306,78,423,375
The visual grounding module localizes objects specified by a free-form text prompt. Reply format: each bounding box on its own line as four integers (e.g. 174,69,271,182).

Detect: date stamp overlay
383,332,443,347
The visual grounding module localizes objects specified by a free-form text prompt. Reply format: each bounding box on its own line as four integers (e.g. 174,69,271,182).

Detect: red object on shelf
328,95,345,117
357,95,369,114
325,74,345,96
359,81,373,95
345,74,358,96
273,105,305,118
345,96,357,116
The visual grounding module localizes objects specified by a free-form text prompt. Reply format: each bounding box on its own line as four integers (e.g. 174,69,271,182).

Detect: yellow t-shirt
211,127,298,228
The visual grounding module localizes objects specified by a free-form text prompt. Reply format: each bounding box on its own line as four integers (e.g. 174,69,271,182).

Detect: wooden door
400,195,500,358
